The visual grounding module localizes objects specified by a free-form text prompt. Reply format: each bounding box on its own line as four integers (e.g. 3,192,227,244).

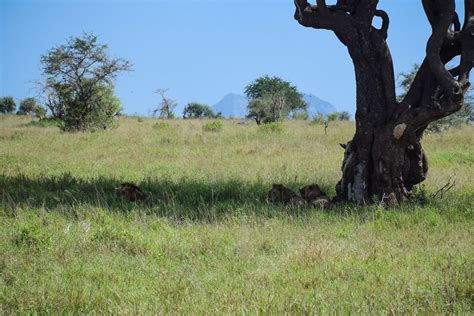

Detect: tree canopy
183,103,221,119
17,98,39,116
245,75,306,124
40,33,131,131
0,97,16,114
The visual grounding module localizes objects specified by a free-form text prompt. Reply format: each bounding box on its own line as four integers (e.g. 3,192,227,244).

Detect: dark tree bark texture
294,0,473,205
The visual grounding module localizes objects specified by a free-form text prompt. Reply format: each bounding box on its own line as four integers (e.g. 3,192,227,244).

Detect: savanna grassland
0,115,473,314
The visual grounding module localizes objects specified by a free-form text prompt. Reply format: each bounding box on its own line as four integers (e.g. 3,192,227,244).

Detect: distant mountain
213,93,248,118
212,92,338,118
302,93,337,116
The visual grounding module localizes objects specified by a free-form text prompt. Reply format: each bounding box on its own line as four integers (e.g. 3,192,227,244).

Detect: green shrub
153,122,170,130
27,117,64,128
202,120,223,132
259,121,284,133
327,113,338,121
137,117,144,123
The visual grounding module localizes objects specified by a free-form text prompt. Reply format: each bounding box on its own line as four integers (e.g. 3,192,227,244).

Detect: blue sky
0,0,466,116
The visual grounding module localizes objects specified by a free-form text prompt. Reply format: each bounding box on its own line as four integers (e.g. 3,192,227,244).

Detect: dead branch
432,177,456,199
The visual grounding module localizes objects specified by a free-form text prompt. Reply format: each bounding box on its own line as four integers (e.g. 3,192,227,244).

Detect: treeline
2,34,472,133
0,97,45,118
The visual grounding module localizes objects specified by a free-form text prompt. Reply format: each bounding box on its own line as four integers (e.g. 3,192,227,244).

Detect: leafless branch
432,177,456,199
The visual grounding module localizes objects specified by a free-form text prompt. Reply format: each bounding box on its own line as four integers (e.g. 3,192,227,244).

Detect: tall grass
0,115,473,313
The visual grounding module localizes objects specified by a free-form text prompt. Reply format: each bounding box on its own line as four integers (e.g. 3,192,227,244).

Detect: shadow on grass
2,174,471,222
0,173,321,221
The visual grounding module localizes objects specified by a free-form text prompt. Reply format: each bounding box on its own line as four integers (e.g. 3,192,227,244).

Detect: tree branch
464,0,474,27
374,9,389,39
459,0,474,82
423,0,461,94
294,0,352,34
353,0,379,28
316,0,329,15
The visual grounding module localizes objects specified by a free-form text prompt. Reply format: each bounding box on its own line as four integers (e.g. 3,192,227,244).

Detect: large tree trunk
335,32,428,205
294,0,473,205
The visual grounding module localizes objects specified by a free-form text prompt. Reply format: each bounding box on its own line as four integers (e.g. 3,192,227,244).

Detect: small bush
411,184,429,205
27,118,64,128
259,121,284,133
153,122,170,130
202,120,223,132
327,113,338,121
137,117,144,123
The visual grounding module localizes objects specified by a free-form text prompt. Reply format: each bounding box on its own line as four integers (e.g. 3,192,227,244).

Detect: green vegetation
0,96,16,114
327,113,338,121
183,102,221,119
152,121,171,130
25,117,64,128
16,97,45,118
202,120,223,132
39,33,131,131
258,121,284,133
0,115,473,313
245,75,306,125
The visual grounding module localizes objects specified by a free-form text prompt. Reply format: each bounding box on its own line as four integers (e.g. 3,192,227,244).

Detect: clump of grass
12,224,51,250
152,121,170,130
202,120,223,132
259,121,284,133
137,117,144,123
90,224,149,255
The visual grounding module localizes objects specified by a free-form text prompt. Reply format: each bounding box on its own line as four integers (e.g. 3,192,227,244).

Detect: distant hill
213,93,248,118
302,93,337,116
212,92,338,118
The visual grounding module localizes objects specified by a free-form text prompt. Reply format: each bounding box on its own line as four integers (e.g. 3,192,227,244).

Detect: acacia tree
245,75,307,125
41,33,131,131
294,0,473,205
183,102,220,119
0,97,16,114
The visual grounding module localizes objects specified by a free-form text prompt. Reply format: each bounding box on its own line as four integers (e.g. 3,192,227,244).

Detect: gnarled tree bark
294,0,473,205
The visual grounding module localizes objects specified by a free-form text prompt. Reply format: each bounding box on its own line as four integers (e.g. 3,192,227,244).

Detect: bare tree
152,89,177,119
294,0,473,205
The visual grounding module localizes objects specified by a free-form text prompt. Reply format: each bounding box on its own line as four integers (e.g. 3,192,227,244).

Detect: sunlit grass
0,115,473,313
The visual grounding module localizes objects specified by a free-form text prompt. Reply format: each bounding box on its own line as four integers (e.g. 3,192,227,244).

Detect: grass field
1,115,473,314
